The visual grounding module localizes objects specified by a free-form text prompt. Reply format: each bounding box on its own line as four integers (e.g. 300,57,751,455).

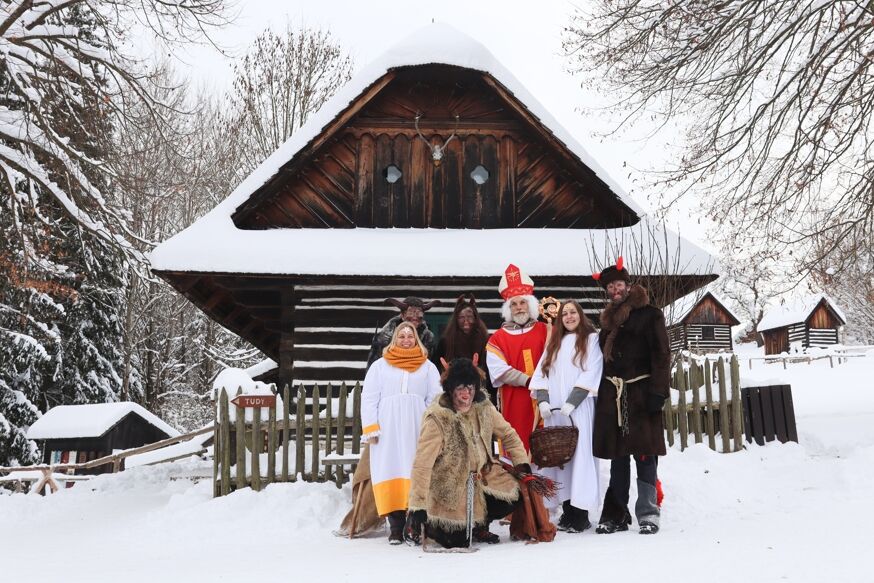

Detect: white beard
512,313,531,326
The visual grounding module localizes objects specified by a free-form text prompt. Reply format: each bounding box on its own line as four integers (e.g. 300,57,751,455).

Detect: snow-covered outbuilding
759,294,846,355
27,403,179,473
666,291,740,353
150,24,716,388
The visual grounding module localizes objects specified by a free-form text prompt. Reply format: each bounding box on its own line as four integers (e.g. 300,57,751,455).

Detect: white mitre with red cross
498,264,535,300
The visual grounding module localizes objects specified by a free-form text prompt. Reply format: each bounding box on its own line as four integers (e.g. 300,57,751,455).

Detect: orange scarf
384,345,427,373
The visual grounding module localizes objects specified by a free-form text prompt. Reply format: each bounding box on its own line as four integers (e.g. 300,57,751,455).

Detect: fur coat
408,394,527,531
593,285,671,458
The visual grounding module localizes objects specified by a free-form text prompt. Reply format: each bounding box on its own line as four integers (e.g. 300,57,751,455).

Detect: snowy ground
3,351,872,582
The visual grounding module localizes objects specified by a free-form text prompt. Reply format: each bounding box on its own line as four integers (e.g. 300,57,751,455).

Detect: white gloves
560,402,576,417
538,401,552,420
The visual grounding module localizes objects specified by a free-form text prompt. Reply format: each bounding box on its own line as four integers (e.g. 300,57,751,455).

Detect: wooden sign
231,394,276,408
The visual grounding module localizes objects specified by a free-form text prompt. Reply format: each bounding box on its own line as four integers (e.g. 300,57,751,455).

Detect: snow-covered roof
244,358,278,379
758,294,847,332
26,403,179,440
665,291,739,326
151,217,715,277
149,24,713,278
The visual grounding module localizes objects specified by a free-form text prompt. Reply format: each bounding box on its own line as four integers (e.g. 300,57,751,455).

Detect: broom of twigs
500,463,560,499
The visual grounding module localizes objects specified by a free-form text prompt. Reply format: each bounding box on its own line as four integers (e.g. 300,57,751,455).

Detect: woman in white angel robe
360,322,442,543
529,299,604,532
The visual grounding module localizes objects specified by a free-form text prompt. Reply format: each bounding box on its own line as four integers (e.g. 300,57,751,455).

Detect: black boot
558,502,591,533
387,511,405,545
472,523,500,544
595,509,631,534
557,500,575,532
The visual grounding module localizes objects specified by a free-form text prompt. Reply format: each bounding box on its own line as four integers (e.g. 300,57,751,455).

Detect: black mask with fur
440,294,488,362
441,357,487,406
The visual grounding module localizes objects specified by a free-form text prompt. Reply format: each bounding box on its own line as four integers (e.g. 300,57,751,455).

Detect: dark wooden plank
742,387,754,444
782,385,798,443
747,387,765,445
294,367,365,382
374,133,394,227
498,135,516,226
760,386,776,443
770,385,788,443
410,136,429,227
356,133,376,226
442,138,463,227
280,287,295,387
391,134,410,228
479,136,500,228
462,135,482,228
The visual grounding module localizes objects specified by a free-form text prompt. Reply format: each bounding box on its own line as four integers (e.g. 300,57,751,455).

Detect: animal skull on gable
414,113,460,167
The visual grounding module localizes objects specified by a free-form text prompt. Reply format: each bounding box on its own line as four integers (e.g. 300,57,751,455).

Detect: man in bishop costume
486,264,548,452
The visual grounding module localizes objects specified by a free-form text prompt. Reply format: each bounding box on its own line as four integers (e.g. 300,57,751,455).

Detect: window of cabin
700,326,715,341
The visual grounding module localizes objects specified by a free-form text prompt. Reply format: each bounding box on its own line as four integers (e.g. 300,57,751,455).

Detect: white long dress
360,357,442,516
529,332,604,514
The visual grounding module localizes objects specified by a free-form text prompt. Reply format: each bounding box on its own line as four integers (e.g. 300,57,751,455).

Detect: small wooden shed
759,294,846,355
666,291,740,352
27,403,179,474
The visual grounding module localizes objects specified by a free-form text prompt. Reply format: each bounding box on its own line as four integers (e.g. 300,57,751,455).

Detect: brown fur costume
408,395,527,532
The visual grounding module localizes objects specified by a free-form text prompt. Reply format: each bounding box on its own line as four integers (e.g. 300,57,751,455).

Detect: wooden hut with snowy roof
665,291,740,353
759,294,846,355
27,403,179,474
149,24,717,389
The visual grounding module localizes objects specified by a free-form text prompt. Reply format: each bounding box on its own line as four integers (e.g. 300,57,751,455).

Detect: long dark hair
540,299,596,377
441,294,488,360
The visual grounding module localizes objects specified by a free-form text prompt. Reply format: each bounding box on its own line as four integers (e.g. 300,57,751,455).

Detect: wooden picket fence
665,354,744,453
212,382,362,498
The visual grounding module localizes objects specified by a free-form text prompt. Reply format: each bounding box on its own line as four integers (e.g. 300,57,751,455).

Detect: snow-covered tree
563,1,874,276
0,0,228,465
230,24,353,174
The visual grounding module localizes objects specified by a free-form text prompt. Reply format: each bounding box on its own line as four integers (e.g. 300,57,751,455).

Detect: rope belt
606,374,651,436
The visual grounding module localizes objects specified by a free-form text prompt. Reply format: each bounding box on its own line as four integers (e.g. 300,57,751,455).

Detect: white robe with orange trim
361,357,442,516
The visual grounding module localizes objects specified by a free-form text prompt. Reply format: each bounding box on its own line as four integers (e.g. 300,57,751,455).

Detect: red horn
616,256,624,271
592,272,601,281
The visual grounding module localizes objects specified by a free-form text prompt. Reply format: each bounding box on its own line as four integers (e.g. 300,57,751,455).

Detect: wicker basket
529,409,578,469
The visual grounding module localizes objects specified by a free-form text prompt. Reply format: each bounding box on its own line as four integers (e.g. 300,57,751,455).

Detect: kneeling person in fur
404,358,529,549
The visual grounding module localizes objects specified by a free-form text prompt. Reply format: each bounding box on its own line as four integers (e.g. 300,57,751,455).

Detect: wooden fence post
220,389,231,497
690,359,703,444
664,389,675,448
336,383,348,488
267,385,277,485
251,405,261,492
213,392,220,498
704,359,716,451
235,388,245,491
717,357,730,453
281,384,290,482
324,383,334,483
676,358,689,451
296,385,306,480
730,355,743,451
311,385,321,482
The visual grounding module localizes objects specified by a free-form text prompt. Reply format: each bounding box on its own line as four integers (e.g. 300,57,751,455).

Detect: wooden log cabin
150,24,717,389
759,294,846,355
666,291,740,353
26,403,179,474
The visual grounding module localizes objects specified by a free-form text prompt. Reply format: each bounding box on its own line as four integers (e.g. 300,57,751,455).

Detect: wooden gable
231,65,637,230
806,300,844,329
683,293,741,326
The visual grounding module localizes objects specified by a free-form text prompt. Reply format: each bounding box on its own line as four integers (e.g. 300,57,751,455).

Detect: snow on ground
3,352,872,582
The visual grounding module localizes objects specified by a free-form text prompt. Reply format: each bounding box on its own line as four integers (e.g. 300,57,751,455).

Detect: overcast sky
147,0,707,246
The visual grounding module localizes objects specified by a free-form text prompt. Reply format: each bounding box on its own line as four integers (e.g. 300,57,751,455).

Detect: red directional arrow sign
231,394,276,408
